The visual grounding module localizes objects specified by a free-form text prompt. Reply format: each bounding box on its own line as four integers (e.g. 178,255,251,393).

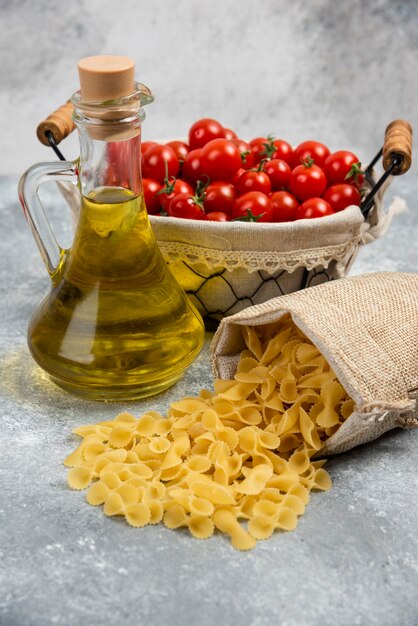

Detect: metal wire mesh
173,260,334,325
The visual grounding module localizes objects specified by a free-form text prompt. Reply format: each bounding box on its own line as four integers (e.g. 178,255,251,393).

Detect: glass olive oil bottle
19,56,205,400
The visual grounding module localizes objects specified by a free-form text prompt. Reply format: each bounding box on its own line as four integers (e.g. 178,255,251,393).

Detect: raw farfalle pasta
64,315,353,550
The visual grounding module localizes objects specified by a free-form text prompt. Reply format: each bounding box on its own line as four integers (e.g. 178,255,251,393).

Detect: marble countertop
0,174,417,626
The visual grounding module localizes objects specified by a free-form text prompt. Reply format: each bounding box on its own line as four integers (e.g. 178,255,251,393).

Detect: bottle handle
18,161,78,280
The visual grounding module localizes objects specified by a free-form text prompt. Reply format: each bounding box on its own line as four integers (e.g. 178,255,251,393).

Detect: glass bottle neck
76,127,142,198
71,84,149,200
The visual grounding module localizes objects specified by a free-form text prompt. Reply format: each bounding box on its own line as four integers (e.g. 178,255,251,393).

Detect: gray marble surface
0,173,417,626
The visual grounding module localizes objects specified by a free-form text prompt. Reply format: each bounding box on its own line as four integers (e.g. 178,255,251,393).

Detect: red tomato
232,167,246,186
157,177,193,211
142,141,158,155
166,141,189,162
323,184,361,212
188,118,225,150
142,145,179,183
223,128,238,140
200,139,242,181
143,178,162,215
231,192,273,222
204,182,236,214
235,169,271,196
263,159,291,191
294,140,330,168
233,139,255,170
168,193,205,220
270,191,299,222
205,211,230,222
324,151,364,188
249,137,269,164
290,161,327,201
250,137,294,166
182,149,204,184
271,139,294,166
297,198,334,220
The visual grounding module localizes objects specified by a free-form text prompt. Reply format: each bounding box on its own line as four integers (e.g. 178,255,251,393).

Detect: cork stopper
77,55,135,102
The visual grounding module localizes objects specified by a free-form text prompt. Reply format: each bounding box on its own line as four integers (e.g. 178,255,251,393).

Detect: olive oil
28,187,205,400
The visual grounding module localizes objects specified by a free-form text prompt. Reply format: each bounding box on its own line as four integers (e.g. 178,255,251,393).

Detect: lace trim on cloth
158,237,362,273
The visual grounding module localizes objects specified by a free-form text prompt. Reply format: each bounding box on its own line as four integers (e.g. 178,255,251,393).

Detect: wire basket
149,180,405,323
36,101,412,324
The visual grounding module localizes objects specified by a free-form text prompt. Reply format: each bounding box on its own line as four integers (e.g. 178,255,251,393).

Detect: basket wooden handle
382,119,412,175
36,100,76,146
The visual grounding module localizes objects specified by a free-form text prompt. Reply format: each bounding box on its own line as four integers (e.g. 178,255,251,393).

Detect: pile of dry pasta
65,315,354,550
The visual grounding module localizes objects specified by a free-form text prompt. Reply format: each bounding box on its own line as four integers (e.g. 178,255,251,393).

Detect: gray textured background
1,0,418,173
1,2,418,625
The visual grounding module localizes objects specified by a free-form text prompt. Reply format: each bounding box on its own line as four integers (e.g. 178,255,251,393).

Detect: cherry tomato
158,177,193,211
235,169,271,196
270,139,294,166
142,145,179,183
141,141,158,155
168,193,205,220
200,139,242,181
182,149,204,184
231,192,273,222
204,181,236,214
250,137,294,166
166,140,189,162
249,137,269,164
297,198,334,220
143,178,162,215
205,211,230,222
263,159,291,191
294,140,330,168
324,151,364,188
270,191,299,222
232,167,246,186
223,128,238,140
290,161,327,201
188,118,225,150
323,183,361,212
233,139,255,170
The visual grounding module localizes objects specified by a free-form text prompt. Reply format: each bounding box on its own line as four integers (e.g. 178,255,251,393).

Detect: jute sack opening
149,182,406,320
211,272,418,455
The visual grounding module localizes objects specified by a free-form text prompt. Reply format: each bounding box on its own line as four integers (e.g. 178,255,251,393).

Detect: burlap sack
211,272,418,456
150,182,406,320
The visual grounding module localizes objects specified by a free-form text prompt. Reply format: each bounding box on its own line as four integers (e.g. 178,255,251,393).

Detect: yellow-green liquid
28,187,205,400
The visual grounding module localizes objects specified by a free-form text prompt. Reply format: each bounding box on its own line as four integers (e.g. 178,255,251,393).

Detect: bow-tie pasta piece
213,509,257,551
188,515,215,540
241,326,264,361
148,501,164,524
235,464,273,496
163,503,188,529
67,466,93,490
125,503,151,528
86,480,109,506
103,492,124,517
248,516,276,540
